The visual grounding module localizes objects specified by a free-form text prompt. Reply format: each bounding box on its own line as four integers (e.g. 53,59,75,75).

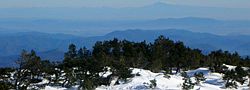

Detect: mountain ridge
1,29,250,67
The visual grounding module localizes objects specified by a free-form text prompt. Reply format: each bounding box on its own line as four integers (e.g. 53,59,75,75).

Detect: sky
0,0,249,8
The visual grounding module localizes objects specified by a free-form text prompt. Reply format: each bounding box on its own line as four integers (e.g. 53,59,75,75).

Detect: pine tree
0,68,15,89
14,50,42,89
74,45,105,89
40,60,58,85
64,44,77,67
0,82,14,90
110,56,132,84
47,61,63,86
62,44,79,87
181,72,194,90
28,50,42,83
151,35,174,73
2,35,250,89
182,77,195,90
223,69,238,89
235,66,247,85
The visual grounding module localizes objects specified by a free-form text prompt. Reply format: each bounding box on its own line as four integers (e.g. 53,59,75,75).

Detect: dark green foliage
181,72,189,78
110,55,133,83
63,44,105,89
0,68,15,90
40,60,61,85
223,69,238,89
149,36,204,73
225,81,238,89
81,78,95,90
62,44,81,87
223,66,247,89
234,66,247,85
98,75,112,86
2,35,250,89
150,35,174,73
182,77,195,90
149,79,157,88
223,70,236,88
182,71,195,90
14,50,43,90
0,68,14,81
0,82,14,90
208,50,242,73
63,44,77,68
223,70,245,89
194,72,206,85
48,62,64,86
92,39,134,83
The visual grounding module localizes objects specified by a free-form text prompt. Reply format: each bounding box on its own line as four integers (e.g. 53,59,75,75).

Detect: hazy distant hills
1,29,250,67
0,2,249,20
0,2,250,36
0,17,250,36
0,31,78,56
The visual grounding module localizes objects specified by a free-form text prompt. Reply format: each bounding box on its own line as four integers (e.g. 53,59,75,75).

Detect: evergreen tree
208,50,227,73
234,66,247,85
40,60,59,85
223,69,238,89
64,44,77,67
151,35,174,73
186,49,203,70
110,56,132,84
182,76,195,90
0,68,15,89
62,44,79,87
223,66,247,89
0,82,14,90
194,72,206,85
74,45,105,89
181,72,189,78
1,35,250,89
14,50,42,89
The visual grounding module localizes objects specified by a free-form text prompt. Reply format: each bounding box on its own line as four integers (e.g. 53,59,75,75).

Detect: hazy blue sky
0,0,249,8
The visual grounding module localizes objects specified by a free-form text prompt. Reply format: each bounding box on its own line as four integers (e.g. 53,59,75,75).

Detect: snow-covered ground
44,67,250,90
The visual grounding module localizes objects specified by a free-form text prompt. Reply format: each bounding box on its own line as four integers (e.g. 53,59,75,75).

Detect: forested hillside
1,36,250,90
2,29,250,67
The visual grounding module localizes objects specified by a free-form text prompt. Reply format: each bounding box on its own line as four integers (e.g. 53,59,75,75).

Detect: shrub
194,72,206,85
149,79,157,88
182,77,195,90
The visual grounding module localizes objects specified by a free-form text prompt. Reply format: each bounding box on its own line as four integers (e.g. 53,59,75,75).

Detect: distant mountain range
0,2,249,20
0,17,250,36
1,29,250,67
